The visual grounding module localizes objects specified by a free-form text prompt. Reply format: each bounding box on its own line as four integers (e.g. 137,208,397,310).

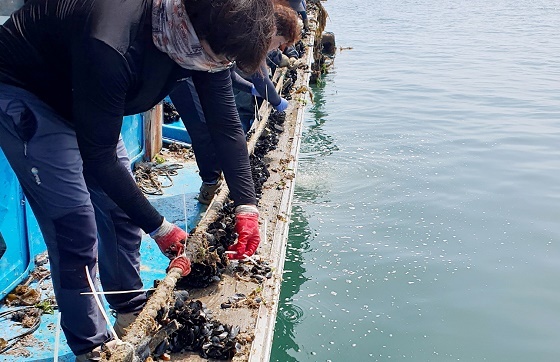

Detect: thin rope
54,311,61,362
262,219,268,244
242,254,260,266
80,288,155,296
84,266,120,340
183,192,188,234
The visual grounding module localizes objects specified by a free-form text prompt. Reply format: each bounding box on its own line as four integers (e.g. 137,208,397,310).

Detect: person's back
0,1,276,357
0,0,158,119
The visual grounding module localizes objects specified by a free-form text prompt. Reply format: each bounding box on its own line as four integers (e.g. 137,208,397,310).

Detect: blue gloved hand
251,85,261,97
274,98,289,112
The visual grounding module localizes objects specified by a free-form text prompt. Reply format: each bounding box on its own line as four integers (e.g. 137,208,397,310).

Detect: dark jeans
170,79,224,184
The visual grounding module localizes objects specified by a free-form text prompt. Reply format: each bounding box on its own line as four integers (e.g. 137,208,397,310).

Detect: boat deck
0,163,203,361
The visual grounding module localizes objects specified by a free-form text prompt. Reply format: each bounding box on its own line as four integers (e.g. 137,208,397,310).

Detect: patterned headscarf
152,0,234,72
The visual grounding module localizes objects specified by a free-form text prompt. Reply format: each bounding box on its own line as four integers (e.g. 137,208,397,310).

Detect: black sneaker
197,180,222,205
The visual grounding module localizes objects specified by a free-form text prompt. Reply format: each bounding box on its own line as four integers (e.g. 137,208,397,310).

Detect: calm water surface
271,1,560,361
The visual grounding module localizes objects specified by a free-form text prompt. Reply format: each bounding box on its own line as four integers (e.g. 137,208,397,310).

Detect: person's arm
283,45,299,59
191,69,260,258
250,63,283,107
72,39,164,233
229,67,253,93
190,69,257,206
71,39,189,265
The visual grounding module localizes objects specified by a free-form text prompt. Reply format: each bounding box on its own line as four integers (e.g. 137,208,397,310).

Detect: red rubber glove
150,218,187,259
167,255,191,277
228,205,260,260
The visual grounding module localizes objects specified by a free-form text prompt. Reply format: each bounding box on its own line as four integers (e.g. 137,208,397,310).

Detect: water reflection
271,76,340,360
271,205,313,361
272,0,560,359
300,81,339,159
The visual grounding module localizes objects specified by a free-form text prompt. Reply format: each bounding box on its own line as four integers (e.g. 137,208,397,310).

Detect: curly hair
273,2,301,46
184,0,276,73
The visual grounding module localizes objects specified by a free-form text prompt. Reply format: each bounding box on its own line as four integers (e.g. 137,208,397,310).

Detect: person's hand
279,54,291,68
150,218,187,259
288,57,298,68
228,205,260,259
289,58,306,69
251,85,261,97
167,255,191,277
274,98,289,112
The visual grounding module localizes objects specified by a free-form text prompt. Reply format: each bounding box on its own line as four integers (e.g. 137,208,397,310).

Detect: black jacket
0,0,256,232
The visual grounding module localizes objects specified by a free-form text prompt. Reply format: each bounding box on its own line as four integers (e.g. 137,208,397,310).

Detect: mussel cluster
282,69,298,99
163,100,180,124
251,110,287,199
176,203,237,289
177,110,286,289
250,155,269,201
175,261,221,289
233,259,273,284
166,77,290,295
159,296,241,360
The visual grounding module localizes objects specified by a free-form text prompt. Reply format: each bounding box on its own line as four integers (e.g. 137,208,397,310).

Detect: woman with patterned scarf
0,0,274,360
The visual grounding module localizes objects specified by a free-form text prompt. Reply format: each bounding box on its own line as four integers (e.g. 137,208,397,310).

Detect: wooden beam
143,102,163,161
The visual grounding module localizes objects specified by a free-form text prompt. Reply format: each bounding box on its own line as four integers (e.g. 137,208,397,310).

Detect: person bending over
168,1,300,212
0,0,275,360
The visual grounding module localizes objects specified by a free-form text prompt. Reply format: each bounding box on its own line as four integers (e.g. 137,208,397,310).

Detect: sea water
271,1,560,361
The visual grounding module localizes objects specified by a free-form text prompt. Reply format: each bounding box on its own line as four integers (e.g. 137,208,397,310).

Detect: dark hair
185,0,275,73
274,2,301,46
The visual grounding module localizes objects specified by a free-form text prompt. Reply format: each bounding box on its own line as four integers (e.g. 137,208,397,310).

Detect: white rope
80,288,155,296
262,219,268,244
253,96,259,128
53,311,61,362
183,192,188,232
243,254,260,266
264,79,270,109
84,266,120,340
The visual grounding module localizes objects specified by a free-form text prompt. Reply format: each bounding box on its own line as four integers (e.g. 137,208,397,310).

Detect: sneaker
75,339,118,362
197,180,222,205
113,311,139,339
